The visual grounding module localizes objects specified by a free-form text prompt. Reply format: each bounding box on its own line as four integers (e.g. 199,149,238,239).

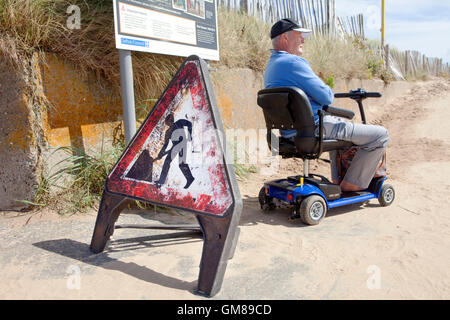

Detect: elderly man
264,18,389,192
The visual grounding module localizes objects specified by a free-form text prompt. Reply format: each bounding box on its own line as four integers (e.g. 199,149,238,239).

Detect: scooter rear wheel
300,195,327,225
258,186,275,211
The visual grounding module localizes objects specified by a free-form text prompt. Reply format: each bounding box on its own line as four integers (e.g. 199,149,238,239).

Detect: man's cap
270,18,312,39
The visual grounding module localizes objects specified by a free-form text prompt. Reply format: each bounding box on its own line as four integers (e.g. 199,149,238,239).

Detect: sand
1,78,449,299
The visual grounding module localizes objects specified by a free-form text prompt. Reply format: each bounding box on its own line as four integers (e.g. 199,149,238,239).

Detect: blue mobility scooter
256,87,395,225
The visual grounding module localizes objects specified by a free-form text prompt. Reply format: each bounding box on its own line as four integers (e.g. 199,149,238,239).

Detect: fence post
361,14,364,38
239,0,247,13
411,51,417,76
405,50,409,76
385,44,389,71
326,0,330,35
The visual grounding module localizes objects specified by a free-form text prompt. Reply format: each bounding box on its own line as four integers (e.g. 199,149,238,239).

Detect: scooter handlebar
334,88,381,100
365,92,382,98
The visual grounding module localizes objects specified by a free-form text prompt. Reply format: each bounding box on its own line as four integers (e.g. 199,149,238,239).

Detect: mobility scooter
257,87,395,225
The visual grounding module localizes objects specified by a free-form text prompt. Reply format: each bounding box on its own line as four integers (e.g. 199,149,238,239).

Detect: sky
335,0,450,64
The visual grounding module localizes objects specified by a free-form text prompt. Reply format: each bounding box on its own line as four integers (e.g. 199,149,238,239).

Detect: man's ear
278,32,288,50
280,32,289,45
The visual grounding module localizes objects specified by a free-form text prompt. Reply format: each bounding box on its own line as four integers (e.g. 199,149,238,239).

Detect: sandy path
1,78,449,299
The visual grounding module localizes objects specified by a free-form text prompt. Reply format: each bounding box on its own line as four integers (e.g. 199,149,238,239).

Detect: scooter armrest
322,105,355,120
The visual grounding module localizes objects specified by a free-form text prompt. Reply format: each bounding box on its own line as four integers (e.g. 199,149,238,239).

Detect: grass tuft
23,145,125,214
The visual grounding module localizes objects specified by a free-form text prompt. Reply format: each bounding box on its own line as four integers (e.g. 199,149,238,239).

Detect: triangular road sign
106,55,238,217
91,55,242,297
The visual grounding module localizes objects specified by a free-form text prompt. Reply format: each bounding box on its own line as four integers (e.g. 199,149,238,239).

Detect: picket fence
218,0,363,37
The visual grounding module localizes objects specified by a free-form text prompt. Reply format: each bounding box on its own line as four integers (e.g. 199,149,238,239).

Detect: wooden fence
219,0,336,36
337,14,364,38
218,0,363,37
386,45,450,79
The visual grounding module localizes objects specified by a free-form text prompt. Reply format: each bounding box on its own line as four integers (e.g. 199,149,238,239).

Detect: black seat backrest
257,87,316,137
257,87,317,155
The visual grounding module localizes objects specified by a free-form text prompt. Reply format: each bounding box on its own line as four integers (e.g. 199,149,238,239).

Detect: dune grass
1,1,387,89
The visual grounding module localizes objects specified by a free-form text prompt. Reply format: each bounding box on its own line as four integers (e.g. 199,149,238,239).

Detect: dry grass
214,8,272,72
0,0,59,71
0,0,61,49
0,1,270,109
0,33,25,70
0,1,387,96
0,0,184,109
303,36,378,81
0,1,273,111
48,2,184,107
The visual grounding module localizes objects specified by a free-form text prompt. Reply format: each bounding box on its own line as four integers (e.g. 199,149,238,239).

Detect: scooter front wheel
378,183,395,206
300,195,327,225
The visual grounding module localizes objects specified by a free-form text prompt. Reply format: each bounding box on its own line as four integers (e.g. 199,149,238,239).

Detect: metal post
303,158,309,177
381,0,385,45
118,49,137,144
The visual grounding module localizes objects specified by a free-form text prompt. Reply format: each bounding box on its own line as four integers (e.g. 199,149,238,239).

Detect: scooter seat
277,137,353,158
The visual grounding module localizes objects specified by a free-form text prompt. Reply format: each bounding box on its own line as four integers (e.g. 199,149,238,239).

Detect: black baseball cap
270,18,312,39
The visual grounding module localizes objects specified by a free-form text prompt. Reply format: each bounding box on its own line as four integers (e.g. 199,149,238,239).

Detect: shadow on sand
32,192,378,294
239,195,375,228
33,230,203,293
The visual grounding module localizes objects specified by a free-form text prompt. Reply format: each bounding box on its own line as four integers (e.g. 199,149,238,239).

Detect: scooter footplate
340,191,372,199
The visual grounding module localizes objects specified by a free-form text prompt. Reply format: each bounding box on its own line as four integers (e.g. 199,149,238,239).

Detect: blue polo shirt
264,50,334,137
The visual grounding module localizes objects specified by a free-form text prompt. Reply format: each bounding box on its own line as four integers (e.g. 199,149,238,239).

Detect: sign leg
195,214,240,297
90,191,130,253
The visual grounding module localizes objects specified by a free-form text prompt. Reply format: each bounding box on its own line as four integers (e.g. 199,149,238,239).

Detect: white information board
113,0,219,60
